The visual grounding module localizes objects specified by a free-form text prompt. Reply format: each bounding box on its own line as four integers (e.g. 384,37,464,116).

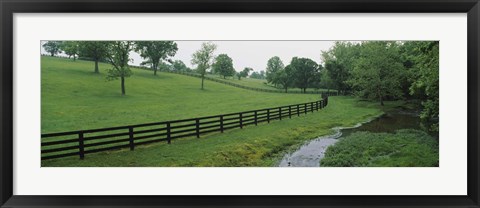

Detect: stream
278,109,429,167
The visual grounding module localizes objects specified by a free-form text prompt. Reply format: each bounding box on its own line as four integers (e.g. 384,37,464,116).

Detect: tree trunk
73,55,76,61
121,76,126,95
303,88,306,93
50,53,54,57
201,75,205,90
285,87,288,93
380,96,384,106
154,69,157,76
94,60,99,73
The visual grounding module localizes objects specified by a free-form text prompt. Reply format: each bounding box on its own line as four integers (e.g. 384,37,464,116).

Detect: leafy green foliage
42,41,63,57
265,56,284,87
250,70,266,79
106,41,134,95
290,57,320,93
191,42,217,89
78,41,111,73
172,60,190,72
237,67,253,80
347,41,405,105
321,41,361,93
212,54,235,79
404,42,439,131
134,41,178,76
276,64,296,92
60,41,79,61
320,129,439,167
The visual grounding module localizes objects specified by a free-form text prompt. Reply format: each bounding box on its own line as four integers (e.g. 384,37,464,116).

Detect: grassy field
320,129,439,167
41,56,411,167
41,56,321,133
204,74,336,93
42,95,399,167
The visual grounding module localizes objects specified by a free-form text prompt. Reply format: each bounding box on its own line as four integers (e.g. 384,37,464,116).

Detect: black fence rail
41,97,329,160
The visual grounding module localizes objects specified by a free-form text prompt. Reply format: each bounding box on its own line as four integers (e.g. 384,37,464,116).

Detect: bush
320,129,438,167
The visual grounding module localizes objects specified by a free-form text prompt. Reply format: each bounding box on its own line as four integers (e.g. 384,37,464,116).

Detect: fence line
165,70,342,96
41,97,329,160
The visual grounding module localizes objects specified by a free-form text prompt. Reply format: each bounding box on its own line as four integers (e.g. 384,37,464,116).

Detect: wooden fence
41,97,329,160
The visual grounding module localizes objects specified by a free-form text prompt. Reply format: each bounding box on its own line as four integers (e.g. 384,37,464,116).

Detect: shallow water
278,109,426,167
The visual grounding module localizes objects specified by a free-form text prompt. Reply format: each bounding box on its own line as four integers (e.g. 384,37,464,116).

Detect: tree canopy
105,41,134,95
135,41,178,76
191,42,217,89
212,54,235,79
60,41,79,61
43,41,63,57
347,41,405,105
290,57,320,93
78,41,111,73
265,56,284,87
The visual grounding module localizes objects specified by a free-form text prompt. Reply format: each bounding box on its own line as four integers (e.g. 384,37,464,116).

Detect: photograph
40,40,439,167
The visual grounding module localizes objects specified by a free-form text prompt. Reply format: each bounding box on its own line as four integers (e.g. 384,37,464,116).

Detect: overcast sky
41,41,336,72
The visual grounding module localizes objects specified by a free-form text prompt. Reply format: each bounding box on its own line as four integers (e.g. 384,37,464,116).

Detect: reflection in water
278,109,432,167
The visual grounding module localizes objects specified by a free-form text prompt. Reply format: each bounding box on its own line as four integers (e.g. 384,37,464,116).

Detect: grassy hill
41,56,320,133
41,56,401,167
204,74,336,93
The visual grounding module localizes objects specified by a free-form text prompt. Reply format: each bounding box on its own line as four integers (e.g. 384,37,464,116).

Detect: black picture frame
1,0,479,207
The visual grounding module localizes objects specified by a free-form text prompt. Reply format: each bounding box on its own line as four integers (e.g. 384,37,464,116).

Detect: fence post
79,131,85,160
316,101,319,111
267,109,270,123
297,105,300,116
279,107,282,120
196,118,200,138
289,106,292,118
220,115,224,133
304,103,307,115
129,127,134,150
240,113,243,129
311,102,314,112
167,122,171,144
254,111,258,126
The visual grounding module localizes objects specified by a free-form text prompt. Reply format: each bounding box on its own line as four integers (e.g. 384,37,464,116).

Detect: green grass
42,95,396,167
41,56,321,133
204,74,336,93
41,56,407,167
320,129,439,167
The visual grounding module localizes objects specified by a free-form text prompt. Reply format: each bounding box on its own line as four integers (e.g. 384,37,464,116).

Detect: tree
78,41,110,73
237,67,253,80
212,54,235,79
347,41,405,106
105,41,134,95
42,41,63,57
135,41,178,76
266,56,284,87
172,60,189,72
250,70,266,79
407,41,439,131
319,69,335,93
290,57,320,93
60,41,79,61
321,41,361,93
191,42,217,89
276,64,296,92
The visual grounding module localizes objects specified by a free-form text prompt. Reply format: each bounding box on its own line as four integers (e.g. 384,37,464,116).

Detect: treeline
322,41,438,130
263,41,438,130
43,40,438,130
